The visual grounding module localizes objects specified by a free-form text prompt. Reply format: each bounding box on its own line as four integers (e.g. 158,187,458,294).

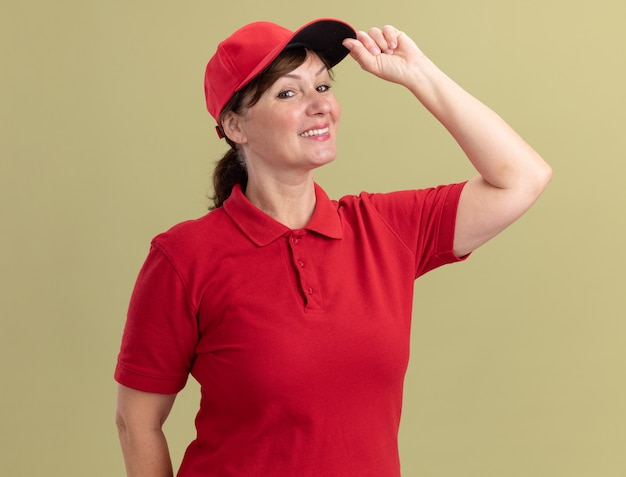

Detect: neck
244,175,317,230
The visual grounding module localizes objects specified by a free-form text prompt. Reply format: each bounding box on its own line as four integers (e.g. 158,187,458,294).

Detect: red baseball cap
204,18,356,124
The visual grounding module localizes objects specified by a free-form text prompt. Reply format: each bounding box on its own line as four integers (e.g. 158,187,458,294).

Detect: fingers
341,24,411,81
342,36,378,72
356,25,402,55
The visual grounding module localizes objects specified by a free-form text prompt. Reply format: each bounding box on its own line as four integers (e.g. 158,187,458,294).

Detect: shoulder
336,182,467,216
149,207,233,263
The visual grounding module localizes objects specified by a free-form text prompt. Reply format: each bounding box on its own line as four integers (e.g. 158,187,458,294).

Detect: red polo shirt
115,182,467,477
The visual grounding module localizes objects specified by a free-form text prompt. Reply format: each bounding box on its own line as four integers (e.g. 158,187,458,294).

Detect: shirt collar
223,183,343,246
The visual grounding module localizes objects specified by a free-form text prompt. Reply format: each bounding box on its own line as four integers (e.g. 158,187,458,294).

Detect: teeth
300,127,329,138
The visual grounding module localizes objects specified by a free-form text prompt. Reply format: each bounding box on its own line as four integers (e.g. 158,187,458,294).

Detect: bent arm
344,28,553,257
115,384,177,477
402,55,552,256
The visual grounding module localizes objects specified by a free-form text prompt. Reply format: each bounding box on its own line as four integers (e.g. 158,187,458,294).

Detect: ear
221,111,247,145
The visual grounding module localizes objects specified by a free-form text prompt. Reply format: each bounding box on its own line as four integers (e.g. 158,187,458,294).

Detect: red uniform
115,182,468,476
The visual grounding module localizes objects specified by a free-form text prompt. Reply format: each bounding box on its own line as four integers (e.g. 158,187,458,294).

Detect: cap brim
287,18,357,68
235,18,356,94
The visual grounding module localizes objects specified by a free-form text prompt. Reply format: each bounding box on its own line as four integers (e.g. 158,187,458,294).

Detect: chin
311,154,336,169
313,147,337,164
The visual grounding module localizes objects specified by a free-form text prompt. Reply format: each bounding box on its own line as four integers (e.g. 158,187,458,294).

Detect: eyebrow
284,65,328,80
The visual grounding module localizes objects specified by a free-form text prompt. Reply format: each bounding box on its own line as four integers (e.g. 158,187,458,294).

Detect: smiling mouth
299,127,329,138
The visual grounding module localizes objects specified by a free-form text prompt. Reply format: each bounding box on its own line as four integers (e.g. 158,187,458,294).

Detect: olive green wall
1,1,624,475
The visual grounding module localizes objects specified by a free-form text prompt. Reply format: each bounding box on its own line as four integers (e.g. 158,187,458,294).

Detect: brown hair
209,48,331,209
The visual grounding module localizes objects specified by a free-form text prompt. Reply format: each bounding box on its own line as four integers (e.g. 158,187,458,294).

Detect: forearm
117,426,174,477
346,26,552,255
403,53,550,191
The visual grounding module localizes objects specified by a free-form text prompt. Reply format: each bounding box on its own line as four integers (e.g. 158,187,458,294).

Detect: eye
316,84,332,93
277,89,295,99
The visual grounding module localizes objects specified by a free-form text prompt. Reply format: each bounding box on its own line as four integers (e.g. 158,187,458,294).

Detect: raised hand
342,25,424,86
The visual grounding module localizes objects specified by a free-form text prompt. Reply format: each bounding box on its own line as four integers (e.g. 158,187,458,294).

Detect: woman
115,18,551,477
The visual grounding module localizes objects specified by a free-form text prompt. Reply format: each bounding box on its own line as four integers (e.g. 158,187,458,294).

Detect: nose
306,94,332,116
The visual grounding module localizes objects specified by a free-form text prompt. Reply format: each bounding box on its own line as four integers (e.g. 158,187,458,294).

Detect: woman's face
235,52,341,180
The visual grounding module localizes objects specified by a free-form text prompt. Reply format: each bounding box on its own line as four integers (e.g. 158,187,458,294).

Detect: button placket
288,232,321,310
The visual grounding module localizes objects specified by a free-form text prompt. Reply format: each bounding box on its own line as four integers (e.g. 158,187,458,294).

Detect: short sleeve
114,244,198,394
364,182,469,277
